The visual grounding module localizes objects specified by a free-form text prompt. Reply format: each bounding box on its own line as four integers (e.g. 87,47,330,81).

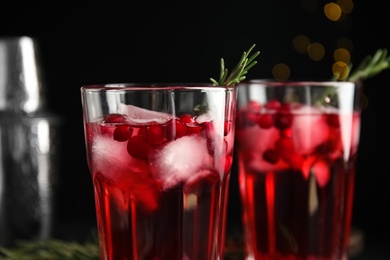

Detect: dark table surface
54,220,390,260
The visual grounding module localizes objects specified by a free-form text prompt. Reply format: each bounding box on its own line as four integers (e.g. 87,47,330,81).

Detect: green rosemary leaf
346,48,390,82
0,239,99,260
210,44,260,86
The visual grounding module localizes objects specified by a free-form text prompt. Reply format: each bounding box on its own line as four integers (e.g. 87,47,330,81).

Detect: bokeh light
272,63,291,81
307,42,325,61
324,3,342,21
334,48,351,63
332,61,350,80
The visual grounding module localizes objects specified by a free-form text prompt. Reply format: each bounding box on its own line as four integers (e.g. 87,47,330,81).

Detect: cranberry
264,99,281,110
180,114,196,124
258,114,274,129
113,125,132,142
274,104,293,130
127,135,150,160
146,124,165,145
246,100,262,112
263,149,279,164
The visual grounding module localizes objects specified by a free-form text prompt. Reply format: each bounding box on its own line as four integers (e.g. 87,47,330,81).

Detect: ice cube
195,112,214,123
151,135,212,189
92,135,149,182
118,103,173,125
236,125,281,153
92,135,159,211
291,106,329,155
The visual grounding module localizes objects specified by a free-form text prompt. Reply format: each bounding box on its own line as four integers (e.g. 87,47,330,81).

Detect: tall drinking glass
235,80,362,260
81,83,237,259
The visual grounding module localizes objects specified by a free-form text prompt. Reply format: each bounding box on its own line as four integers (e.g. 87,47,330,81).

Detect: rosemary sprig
210,44,260,86
340,48,390,82
320,48,390,106
0,239,99,260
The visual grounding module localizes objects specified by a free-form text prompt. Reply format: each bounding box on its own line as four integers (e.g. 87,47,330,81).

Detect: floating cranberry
263,149,279,164
146,124,165,145
180,114,196,124
264,99,281,110
246,100,262,112
127,135,150,160
274,104,293,130
113,125,132,142
258,114,274,129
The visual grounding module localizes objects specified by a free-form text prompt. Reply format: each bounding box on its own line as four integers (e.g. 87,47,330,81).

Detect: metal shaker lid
0,36,46,113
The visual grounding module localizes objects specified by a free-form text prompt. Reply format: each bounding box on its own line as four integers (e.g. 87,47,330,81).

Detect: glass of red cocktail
235,80,362,260
81,83,237,260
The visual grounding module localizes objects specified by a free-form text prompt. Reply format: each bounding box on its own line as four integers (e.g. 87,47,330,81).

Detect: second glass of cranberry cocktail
236,80,363,260
81,83,237,260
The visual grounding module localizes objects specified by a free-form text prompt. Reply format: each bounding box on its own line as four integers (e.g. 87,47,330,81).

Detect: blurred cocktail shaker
0,36,62,246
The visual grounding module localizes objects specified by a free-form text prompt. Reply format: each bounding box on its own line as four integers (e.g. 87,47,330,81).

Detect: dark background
1,0,389,258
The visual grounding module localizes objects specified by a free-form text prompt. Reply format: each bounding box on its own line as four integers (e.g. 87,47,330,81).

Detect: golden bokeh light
293,35,311,54
332,61,350,80
307,42,325,61
324,3,342,21
337,0,353,14
334,48,351,64
272,63,291,81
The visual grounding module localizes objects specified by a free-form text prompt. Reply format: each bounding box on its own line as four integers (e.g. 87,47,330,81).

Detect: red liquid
85,114,234,259
236,103,360,260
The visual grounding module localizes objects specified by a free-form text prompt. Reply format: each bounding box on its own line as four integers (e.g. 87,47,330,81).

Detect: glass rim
239,79,360,87
80,82,235,91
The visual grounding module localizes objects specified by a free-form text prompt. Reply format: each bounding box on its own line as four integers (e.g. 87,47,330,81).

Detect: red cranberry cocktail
236,81,362,260
81,84,237,260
